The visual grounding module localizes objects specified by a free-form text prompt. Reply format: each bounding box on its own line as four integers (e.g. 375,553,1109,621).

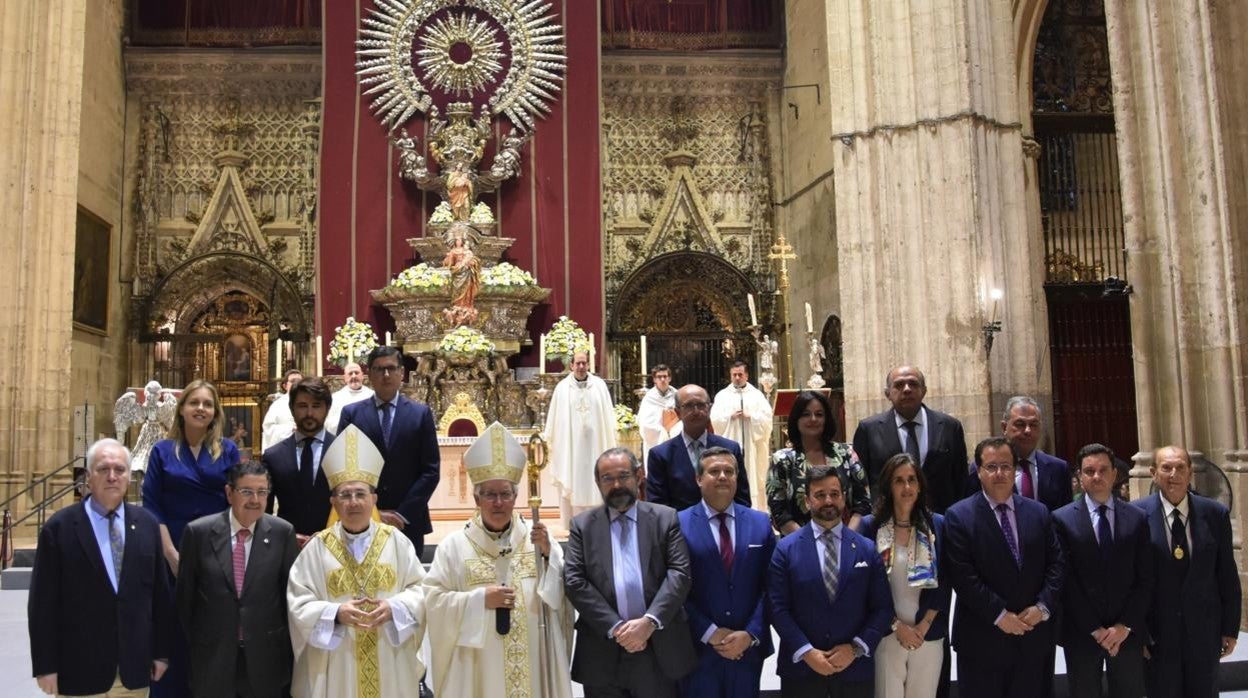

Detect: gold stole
319,526,397,698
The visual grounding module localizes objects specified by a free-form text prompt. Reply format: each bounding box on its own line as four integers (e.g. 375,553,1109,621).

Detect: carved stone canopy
612,251,759,334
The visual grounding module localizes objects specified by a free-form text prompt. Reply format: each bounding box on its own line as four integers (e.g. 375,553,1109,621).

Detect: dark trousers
582,648,679,698
681,657,764,698
1063,634,1145,698
956,644,1049,698
1146,633,1221,698
780,677,871,698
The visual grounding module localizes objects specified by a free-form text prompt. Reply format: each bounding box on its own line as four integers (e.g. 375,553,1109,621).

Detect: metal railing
0,456,84,569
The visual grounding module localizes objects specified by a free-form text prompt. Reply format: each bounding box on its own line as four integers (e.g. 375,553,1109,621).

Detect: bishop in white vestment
710,361,773,503
287,425,427,698
544,350,616,524
424,423,573,698
325,362,374,434
636,364,681,463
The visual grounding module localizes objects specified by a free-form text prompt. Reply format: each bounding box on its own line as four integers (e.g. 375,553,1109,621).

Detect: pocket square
748,543,764,548
854,561,869,568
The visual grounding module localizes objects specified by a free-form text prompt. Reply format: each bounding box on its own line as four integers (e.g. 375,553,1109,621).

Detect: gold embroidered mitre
462,421,526,486
321,424,384,490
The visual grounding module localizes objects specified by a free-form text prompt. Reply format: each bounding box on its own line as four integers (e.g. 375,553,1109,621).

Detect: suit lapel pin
264,538,270,544
130,524,136,530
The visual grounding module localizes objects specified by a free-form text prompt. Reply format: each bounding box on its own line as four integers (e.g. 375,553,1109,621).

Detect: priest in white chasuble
287,425,427,698
636,364,681,463
710,360,774,498
545,349,617,524
424,422,573,698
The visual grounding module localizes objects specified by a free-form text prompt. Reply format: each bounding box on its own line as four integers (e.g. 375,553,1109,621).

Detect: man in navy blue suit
647,384,750,511
968,396,1072,511
678,445,774,696
943,436,1064,698
338,346,440,555
1135,445,1240,698
769,464,893,698
263,377,334,544
1052,443,1152,698
28,439,172,696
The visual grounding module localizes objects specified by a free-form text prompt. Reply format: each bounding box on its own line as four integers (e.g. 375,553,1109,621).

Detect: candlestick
640,334,648,376
747,294,758,326
538,333,546,374
315,335,323,376
805,302,814,334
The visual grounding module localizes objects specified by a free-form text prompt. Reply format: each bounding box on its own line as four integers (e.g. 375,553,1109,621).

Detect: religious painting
72,208,111,334
221,402,255,456
224,334,253,381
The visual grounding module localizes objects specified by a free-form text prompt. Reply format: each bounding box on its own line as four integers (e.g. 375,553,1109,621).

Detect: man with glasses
424,422,574,697
176,460,300,697
564,447,696,697
28,439,172,697
646,384,750,512
943,437,1063,698
287,424,428,698
338,346,440,555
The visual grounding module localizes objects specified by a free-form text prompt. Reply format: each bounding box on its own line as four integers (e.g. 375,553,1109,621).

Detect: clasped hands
1089,624,1131,656
802,644,858,676
613,618,656,653
708,627,753,661
336,597,394,629
995,605,1046,636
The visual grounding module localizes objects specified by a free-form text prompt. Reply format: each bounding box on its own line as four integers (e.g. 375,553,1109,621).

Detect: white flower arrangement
481,262,537,287
545,315,589,361
328,317,379,367
438,326,495,355
614,403,638,432
390,263,449,291
429,201,455,225
469,202,495,225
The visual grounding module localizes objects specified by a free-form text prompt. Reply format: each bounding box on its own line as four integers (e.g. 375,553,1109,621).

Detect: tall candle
315,335,323,376
640,334,648,376
805,302,814,334
385,331,392,347
748,294,758,326
274,339,282,371
588,333,596,373
538,333,546,374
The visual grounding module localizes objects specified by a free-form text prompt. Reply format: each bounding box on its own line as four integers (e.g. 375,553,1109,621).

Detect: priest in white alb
262,369,303,452
325,362,374,434
544,349,616,525
710,359,773,502
636,363,681,463
424,422,573,698
286,424,427,698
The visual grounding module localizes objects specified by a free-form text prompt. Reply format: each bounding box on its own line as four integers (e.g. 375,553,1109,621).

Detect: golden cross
767,233,798,292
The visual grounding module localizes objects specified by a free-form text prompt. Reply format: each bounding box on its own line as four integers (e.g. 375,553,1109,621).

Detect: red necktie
233,528,249,598
717,512,734,572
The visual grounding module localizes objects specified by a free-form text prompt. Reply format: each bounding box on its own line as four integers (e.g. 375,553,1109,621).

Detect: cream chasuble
287,522,426,698
424,513,573,698
545,373,616,511
636,386,681,462
711,382,773,496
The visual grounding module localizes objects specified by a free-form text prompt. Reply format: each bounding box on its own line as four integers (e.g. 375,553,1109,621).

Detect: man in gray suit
564,447,697,697
176,460,299,698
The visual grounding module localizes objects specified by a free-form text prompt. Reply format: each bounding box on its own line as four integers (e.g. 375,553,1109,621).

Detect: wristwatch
851,643,866,659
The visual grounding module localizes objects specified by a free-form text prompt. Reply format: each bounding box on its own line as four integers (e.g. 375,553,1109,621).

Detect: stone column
1105,0,1248,594
0,1,87,507
812,0,1049,441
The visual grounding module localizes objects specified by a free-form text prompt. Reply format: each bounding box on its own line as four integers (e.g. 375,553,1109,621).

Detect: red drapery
318,1,603,371
130,0,321,46
601,0,779,50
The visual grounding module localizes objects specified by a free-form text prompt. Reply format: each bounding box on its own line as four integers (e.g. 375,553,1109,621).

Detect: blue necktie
997,503,1021,567
615,516,646,620
380,402,393,447
1096,504,1113,564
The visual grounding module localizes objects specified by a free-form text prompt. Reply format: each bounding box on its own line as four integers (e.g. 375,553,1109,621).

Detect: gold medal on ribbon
1174,546,1185,560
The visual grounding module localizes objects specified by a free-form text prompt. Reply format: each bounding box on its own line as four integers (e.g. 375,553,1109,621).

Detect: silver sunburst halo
356,0,567,131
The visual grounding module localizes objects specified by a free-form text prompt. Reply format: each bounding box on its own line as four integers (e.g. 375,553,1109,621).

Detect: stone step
1,567,31,590
11,548,35,568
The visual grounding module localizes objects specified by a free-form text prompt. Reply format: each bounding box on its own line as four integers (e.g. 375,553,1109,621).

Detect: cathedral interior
3,0,1248,610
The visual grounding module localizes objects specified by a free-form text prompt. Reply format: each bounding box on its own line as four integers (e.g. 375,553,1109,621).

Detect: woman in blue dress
142,378,238,696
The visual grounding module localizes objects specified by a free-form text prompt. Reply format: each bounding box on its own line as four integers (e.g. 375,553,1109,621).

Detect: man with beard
637,364,681,463
769,464,892,698
326,362,374,434
564,447,696,697
264,378,335,544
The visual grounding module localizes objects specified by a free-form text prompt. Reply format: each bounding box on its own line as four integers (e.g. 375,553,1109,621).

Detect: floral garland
545,315,589,361
328,317,379,367
429,202,455,225
481,262,537,287
614,403,638,432
390,263,449,291
438,326,495,355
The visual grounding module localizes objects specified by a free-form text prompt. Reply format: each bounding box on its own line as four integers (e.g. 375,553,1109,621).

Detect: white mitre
462,421,527,486
320,424,385,489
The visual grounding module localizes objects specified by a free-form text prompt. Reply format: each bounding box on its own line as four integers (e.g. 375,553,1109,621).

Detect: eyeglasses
333,490,372,502
370,365,402,375
679,401,710,412
234,488,271,499
980,463,1015,474
478,491,517,503
597,473,636,486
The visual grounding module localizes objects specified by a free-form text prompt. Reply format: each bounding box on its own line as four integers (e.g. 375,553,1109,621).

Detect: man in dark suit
338,346,440,555
852,365,968,513
263,377,334,544
1052,443,1152,698
28,439,172,696
769,464,893,698
564,447,697,696
968,396,1072,511
176,460,299,697
677,445,774,696
647,384,750,511
943,436,1064,698
1135,445,1241,698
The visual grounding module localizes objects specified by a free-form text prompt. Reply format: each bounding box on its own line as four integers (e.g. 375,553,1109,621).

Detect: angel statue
755,333,778,374
806,336,828,389
113,381,178,471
